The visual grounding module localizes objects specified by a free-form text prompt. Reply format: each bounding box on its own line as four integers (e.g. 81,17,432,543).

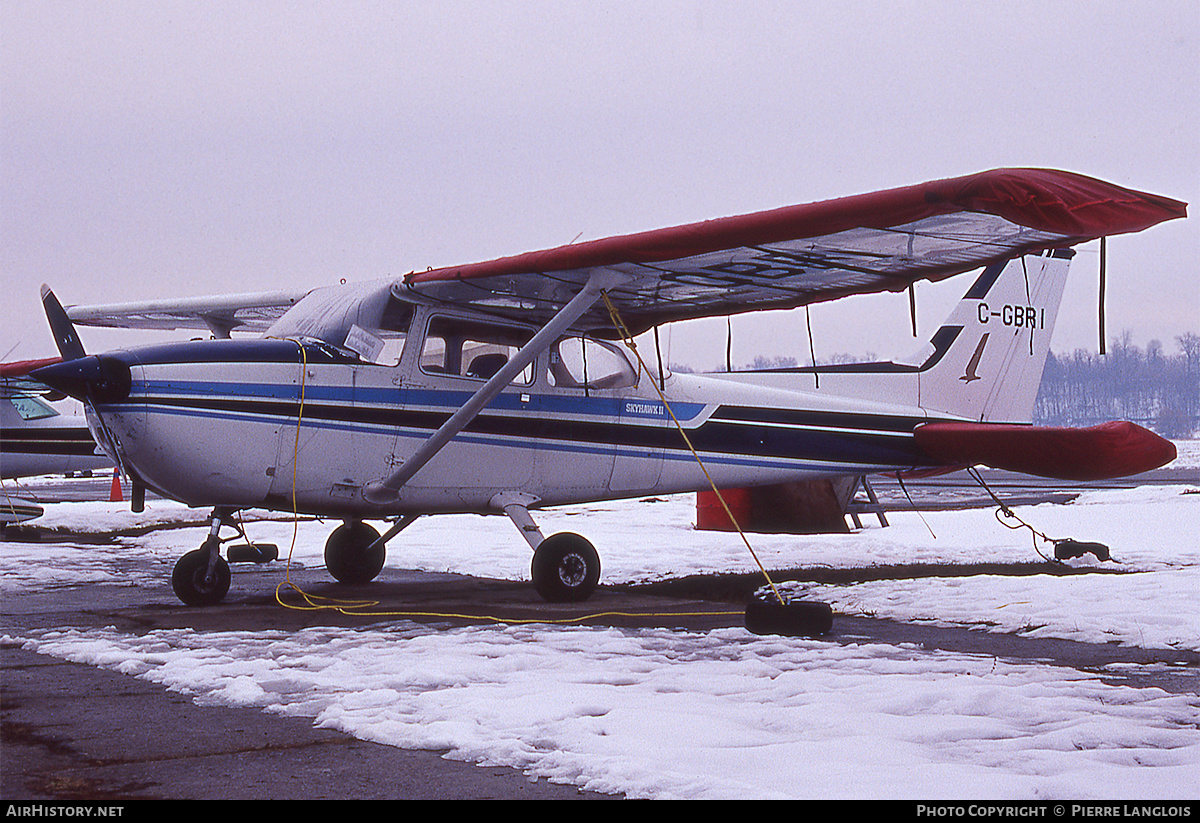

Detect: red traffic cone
110,469,123,502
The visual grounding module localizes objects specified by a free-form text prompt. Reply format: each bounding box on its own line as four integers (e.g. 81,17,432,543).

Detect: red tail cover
914,421,1177,481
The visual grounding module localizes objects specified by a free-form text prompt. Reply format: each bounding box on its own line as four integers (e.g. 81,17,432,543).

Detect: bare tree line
1035,332,1200,438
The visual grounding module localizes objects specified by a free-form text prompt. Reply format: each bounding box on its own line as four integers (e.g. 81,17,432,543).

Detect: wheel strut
203,507,234,574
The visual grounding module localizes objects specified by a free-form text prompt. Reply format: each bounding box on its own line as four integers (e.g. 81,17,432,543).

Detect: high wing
1,357,66,398
58,169,1184,340
402,168,1186,335
65,289,310,338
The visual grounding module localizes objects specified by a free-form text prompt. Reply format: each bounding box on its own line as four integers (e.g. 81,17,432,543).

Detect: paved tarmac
2,548,758,801
4,466,1198,801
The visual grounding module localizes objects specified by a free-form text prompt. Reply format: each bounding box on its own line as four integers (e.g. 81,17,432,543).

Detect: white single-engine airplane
32,169,1185,609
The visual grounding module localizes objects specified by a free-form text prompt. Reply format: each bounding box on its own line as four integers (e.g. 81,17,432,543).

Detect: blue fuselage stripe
110,376,924,471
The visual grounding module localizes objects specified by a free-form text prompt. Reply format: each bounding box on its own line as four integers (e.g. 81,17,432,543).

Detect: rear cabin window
420,316,535,384
548,336,638,390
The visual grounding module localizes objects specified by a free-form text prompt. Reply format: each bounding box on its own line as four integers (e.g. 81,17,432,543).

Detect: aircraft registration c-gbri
31,168,1186,614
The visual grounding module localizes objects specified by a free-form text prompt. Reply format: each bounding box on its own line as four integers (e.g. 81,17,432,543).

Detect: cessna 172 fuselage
31,169,1186,609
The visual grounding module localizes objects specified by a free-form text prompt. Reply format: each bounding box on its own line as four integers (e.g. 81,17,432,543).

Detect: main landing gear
169,501,602,607
324,520,385,584
318,508,602,602
531,532,601,602
495,492,601,603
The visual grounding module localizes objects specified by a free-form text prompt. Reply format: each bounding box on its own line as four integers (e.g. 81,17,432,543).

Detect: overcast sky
3,1,1196,368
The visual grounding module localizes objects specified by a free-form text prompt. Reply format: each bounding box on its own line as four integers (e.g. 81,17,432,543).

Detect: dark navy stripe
126,392,923,468
2,427,98,456
710,406,924,432
963,261,1007,300
129,338,350,367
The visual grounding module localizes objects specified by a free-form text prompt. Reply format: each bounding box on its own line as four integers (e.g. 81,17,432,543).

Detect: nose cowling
32,355,131,404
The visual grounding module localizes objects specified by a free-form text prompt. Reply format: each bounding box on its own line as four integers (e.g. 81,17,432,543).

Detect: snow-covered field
3,446,1199,799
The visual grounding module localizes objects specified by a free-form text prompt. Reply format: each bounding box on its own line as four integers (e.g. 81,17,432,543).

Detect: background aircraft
2,357,116,525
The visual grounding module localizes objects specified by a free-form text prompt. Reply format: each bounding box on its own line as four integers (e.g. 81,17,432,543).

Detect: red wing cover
914,421,1177,481
1,358,62,378
405,168,1186,335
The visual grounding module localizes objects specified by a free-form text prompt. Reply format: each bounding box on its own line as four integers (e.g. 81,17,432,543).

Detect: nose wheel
169,506,251,606
172,536,232,606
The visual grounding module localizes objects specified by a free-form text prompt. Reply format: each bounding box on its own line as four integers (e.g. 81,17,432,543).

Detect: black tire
745,597,833,637
325,521,385,584
531,532,600,603
227,543,279,564
1053,539,1110,562
172,547,231,607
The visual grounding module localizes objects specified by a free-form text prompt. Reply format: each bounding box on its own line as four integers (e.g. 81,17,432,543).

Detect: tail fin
907,249,1072,422
713,251,1073,423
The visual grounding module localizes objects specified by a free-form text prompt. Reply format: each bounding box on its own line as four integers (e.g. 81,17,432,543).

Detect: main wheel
531,532,600,603
324,521,385,584
172,546,231,606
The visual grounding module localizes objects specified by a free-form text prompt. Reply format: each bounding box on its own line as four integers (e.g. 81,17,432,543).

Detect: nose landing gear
171,539,231,606
171,508,237,606
170,507,276,606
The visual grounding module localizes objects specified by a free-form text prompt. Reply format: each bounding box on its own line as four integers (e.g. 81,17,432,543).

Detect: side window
549,336,637,390
420,316,535,384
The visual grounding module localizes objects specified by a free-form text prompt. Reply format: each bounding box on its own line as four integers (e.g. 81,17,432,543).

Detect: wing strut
362,271,627,504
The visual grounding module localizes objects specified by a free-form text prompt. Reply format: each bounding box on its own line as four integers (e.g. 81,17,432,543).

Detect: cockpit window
548,336,638,390
420,316,534,384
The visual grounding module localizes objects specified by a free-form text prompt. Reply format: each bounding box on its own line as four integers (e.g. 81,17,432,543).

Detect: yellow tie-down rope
267,323,762,625
599,291,785,606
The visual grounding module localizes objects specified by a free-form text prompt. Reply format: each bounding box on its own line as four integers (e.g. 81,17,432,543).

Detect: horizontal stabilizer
914,420,1177,480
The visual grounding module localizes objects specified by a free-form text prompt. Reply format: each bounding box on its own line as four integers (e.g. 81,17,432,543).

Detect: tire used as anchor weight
226,543,279,564
745,597,833,637
324,521,386,584
171,545,232,607
531,532,600,603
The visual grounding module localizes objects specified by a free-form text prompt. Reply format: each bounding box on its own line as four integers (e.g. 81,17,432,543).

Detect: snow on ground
1173,439,1200,468
3,463,1199,798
